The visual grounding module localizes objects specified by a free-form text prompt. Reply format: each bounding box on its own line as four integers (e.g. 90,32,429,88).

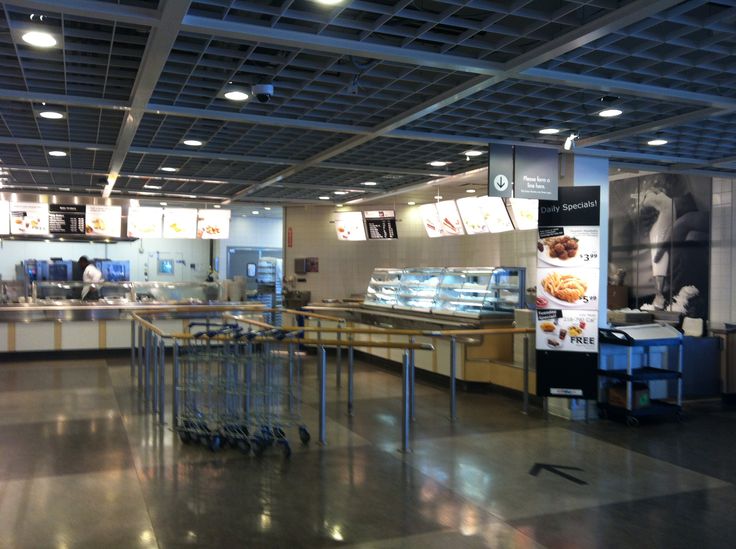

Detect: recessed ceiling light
313,0,344,5
264,206,271,210
462,150,484,157
22,30,57,48
362,181,377,186
213,204,221,209
334,190,348,195
336,203,344,207
143,184,162,189
182,139,203,147
434,195,443,200
466,189,477,193
48,150,67,157
160,167,178,172
59,187,70,191
407,201,416,206
39,111,64,120
160,202,167,206
647,138,668,146
428,161,449,167
599,108,623,118
539,128,560,135
318,196,330,200
252,210,259,215
224,90,249,101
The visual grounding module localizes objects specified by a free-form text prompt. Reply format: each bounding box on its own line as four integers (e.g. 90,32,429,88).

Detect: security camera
252,83,274,103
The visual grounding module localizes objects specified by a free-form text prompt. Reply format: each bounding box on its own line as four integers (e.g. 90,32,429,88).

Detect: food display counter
0,281,257,353
306,266,532,388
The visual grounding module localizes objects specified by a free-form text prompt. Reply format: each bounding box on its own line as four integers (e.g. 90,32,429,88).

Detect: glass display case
364,268,403,308
433,267,525,317
30,281,222,303
363,266,526,318
395,268,445,313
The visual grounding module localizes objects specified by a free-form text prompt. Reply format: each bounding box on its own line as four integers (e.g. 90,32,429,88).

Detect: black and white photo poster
608,174,710,318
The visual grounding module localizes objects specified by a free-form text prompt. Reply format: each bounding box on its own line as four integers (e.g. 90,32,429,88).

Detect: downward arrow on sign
529,463,587,485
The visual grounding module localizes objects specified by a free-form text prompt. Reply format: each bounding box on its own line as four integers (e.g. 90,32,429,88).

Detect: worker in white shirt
78,256,103,300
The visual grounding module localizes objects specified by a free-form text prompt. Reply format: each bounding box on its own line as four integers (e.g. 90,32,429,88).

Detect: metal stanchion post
319,345,327,445
450,336,457,422
522,334,530,415
409,336,416,421
336,328,342,389
159,337,166,424
130,320,136,378
137,324,144,390
401,349,411,453
347,334,355,416
145,329,152,404
172,341,180,430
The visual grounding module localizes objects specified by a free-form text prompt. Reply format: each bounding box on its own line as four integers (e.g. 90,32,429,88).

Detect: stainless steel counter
0,301,253,322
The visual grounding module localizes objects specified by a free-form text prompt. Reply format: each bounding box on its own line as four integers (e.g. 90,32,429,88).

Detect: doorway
227,247,282,292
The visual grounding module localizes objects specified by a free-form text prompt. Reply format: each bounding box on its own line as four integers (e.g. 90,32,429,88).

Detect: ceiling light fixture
22,30,57,48
599,108,623,118
213,205,221,209
160,167,178,172
143,184,162,189
48,150,67,157
362,181,377,186
313,0,344,5
407,201,416,206
252,210,259,215
428,161,449,167
564,133,579,151
318,196,330,200
434,194,443,200
334,190,348,195
466,189,476,193
182,139,203,147
647,138,668,146
264,206,271,210
462,150,484,159
598,95,623,118
39,111,64,120
160,202,167,206
336,203,344,207
224,89,249,101
539,128,561,135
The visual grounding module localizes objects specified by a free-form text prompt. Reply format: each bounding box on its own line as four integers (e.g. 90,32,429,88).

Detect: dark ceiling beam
7,0,161,27
228,0,683,201
103,0,192,197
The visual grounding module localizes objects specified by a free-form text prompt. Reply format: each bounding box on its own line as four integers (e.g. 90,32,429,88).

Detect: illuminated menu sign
49,204,85,234
10,202,49,235
364,210,398,240
163,208,198,239
197,209,231,239
85,205,122,237
127,206,163,238
334,211,367,241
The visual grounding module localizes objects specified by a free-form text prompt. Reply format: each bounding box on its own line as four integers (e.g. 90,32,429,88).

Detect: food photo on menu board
536,309,598,353
334,211,367,241
163,208,198,239
508,197,539,230
197,209,231,239
537,226,600,267
419,203,444,238
85,205,122,237
10,202,49,235
536,267,599,310
435,200,465,235
456,196,491,234
127,206,163,238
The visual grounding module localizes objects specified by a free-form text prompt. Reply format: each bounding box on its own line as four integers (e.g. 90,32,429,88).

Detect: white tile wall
710,178,736,323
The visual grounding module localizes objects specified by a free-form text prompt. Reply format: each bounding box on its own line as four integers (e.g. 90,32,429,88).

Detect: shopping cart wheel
236,439,251,454
209,435,223,452
298,426,311,445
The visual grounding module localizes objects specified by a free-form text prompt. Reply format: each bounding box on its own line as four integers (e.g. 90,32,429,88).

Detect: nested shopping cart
172,322,310,456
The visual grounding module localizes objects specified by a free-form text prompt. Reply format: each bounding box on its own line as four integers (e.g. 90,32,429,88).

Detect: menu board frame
127,206,164,238
197,209,231,239
49,204,86,235
85,204,122,238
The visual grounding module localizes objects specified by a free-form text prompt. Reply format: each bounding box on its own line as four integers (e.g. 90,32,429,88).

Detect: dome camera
252,83,274,103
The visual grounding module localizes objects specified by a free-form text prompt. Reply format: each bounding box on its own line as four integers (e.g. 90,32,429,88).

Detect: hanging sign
488,144,514,198
334,211,367,241
85,204,122,237
127,206,163,238
514,146,558,201
49,204,85,235
197,209,231,239
163,208,198,239
10,202,49,235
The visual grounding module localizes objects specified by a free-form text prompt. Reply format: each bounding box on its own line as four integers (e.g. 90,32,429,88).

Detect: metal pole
336,328,342,389
450,336,457,422
137,324,144,390
347,335,355,416
543,396,549,420
401,349,411,453
130,320,136,378
172,341,180,430
319,345,327,445
152,334,159,413
522,334,529,415
159,337,166,424
409,336,416,421
145,329,152,404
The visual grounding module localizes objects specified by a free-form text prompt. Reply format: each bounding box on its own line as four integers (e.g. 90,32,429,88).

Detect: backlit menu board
0,201,9,235
10,202,49,235
127,206,163,238
163,208,198,239
508,197,539,230
50,204,85,234
334,211,367,241
364,210,398,240
197,209,231,239
85,205,122,237
420,201,465,238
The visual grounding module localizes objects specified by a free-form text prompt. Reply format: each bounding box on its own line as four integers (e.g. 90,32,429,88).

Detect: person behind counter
78,256,103,301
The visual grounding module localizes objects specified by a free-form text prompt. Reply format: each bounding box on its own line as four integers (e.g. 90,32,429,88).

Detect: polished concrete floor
0,354,735,548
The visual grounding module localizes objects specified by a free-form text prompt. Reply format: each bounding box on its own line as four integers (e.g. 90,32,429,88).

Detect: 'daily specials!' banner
536,186,600,399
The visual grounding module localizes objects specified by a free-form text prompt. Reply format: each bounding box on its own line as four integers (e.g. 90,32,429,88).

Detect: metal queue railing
130,308,433,452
